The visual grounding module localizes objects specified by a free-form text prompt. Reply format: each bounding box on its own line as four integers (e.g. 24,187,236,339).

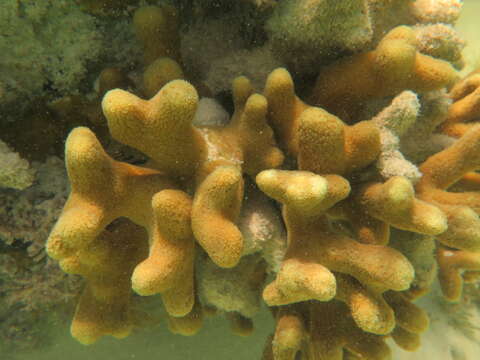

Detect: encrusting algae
1,0,479,359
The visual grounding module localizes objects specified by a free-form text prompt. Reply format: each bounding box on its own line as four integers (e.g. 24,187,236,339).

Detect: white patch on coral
411,0,462,24
239,188,286,273
371,91,422,182
193,98,230,127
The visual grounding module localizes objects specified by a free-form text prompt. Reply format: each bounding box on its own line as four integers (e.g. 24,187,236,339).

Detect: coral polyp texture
0,0,475,359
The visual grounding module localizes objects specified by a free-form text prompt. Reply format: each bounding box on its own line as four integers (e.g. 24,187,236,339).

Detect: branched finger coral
440,69,480,137
415,125,480,301
255,73,445,350
311,26,458,121
46,70,284,342
34,2,480,359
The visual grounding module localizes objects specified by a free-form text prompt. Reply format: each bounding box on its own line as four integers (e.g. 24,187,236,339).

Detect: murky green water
2,1,480,359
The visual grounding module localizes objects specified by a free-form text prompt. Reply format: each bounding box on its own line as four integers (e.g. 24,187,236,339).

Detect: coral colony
2,0,480,359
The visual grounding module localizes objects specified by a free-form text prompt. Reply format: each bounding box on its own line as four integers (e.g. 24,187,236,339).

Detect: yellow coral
262,300,424,360
142,57,185,98
102,77,283,269
46,127,200,341
47,72,285,342
133,5,181,65
311,26,458,120
440,69,480,137
415,125,480,300
44,14,480,357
